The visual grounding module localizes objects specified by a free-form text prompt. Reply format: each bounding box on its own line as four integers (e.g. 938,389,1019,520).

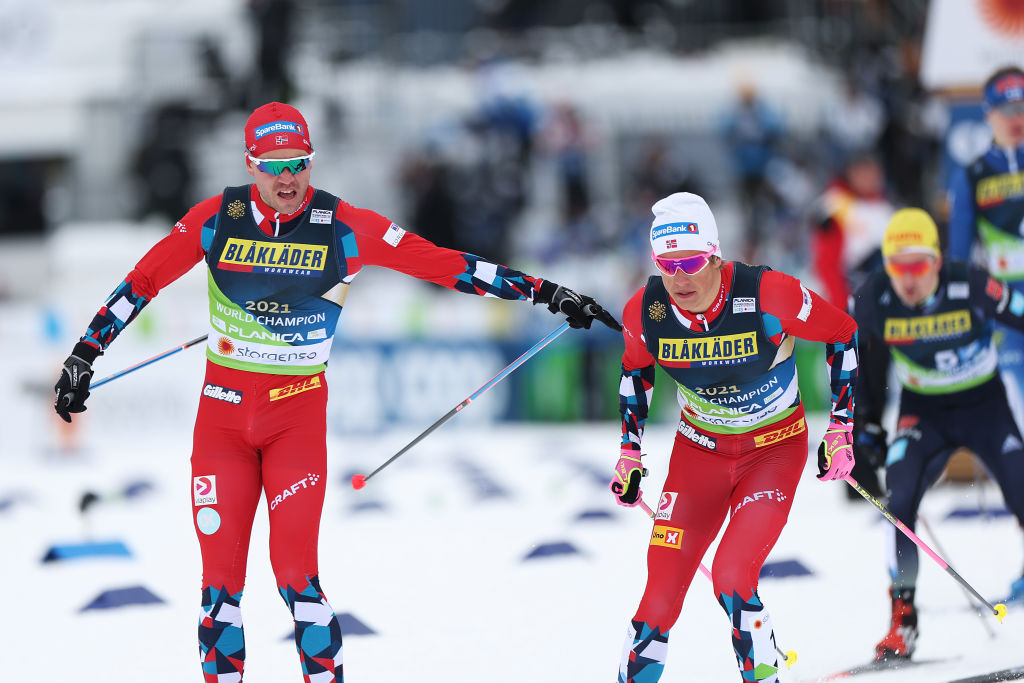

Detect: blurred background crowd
0,0,1015,441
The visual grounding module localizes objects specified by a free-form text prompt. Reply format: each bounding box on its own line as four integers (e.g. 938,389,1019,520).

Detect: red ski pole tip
351,474,366,490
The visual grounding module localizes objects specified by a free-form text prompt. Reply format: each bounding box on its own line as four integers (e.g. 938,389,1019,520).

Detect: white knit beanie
649,192,720,257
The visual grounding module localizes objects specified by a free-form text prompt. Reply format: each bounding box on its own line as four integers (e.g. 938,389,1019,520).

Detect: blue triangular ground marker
80,585,164,611
281,612,376,641
575,509,615,521
523,541,582,560
340,469,362,484
759,559,813,579
121,480,155,499
42,540,132,563
338,613,376,635
0,491,30,513
349,500,387,513
945,506,1011,520
452,458,510,500
565,459,612,488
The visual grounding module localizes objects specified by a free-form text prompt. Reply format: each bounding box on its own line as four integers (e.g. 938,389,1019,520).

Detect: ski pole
91,334,209,389
636,498,798,668
916,513,997,638
351,322,572,489
844,476,1007,622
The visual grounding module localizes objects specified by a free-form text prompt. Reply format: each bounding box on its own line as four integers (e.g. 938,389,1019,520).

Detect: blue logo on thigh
886,439,908,467
196,506,221,535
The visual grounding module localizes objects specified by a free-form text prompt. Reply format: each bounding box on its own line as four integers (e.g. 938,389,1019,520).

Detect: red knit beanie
244,102,312,156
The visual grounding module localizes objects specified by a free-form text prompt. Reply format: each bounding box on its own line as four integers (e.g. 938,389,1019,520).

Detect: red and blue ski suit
616,262,858,683
78,184,555,682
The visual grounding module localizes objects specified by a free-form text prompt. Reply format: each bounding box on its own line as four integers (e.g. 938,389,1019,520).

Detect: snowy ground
3,406,1023,682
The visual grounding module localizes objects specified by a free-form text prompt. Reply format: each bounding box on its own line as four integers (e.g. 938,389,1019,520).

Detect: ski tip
783,650,798,668
994,603,1007,623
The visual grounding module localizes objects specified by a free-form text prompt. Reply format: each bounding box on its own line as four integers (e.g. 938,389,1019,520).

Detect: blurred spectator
398,151,459,249
822,76,887,173
131,104,196,223
0,159,47,236
630,139,708,208
456,60,540,263
876,39,944,207
543,102,592,228
620,137,709,266
197,35,243,112
249,0,296,105
810,152,894,308
762,153,817,275
719,82,784,262
540,101,611,256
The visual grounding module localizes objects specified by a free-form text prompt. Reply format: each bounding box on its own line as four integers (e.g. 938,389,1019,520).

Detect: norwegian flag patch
383,223,406,247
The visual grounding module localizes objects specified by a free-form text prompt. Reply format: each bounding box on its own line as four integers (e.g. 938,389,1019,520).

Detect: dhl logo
650,525,684,549
218,238,328,276
269,375,322,401
753,419,807,447
976,172,1024,208
883,310,971,344
658,332,757,365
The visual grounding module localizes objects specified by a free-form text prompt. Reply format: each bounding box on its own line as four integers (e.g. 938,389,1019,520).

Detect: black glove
853,421,888,468
537,280,622,331
54,342,100,423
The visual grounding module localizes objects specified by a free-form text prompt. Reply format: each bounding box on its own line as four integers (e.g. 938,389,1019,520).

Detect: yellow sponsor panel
650,525,684,549
269,375,322,401
883,310,971,343
658,332,758,363
977,172,1024,208
753,419,807,447
219,238,328,272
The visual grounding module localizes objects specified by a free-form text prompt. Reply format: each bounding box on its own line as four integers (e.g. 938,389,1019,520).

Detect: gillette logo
254,120,301,139
652,222,699,239
678,421,717,450
203,383,243,404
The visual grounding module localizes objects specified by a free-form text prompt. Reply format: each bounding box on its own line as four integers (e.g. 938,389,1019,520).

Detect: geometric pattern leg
279,575,343,683
617,619,670,683
717,590,779,683
198,586,245,683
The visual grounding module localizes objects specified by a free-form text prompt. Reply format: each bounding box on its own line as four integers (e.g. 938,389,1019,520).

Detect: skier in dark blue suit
854,208,1024,662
